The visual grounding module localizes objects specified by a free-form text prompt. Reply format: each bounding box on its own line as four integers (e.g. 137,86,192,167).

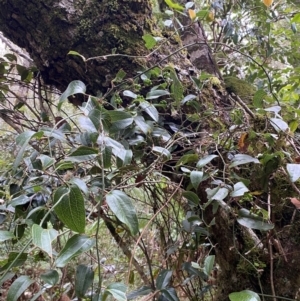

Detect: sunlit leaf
152,146,171,160
230,182,249,197
270,118,289,132
287,163,300,182
196,155,218,168
142,34,157,50
32,225,57,257
140,101,159,122
229,290,261,301
229,154,260,167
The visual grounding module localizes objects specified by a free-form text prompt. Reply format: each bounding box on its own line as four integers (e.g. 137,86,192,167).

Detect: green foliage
0,0,300,299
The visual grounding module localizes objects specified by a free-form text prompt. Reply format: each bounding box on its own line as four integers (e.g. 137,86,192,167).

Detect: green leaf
291,13,300,23
54,185,86,233
7,275,34,301
289,120,298,133
270,118,289,132
32,224,58,257
196,155,218,168
58,80,86,110
152,146,172,160
287,164,300,182
181,94,197,104
66,146,98,162
75,265,94,298
142,34,157,50
103,283,127,301
134,115,152,134
106,190,139,235
156,269,172,290
127,286,153,300
182,191,200,206
237,209,274,231
41,270,59,286
70,178,89,196
0,230,15,242
0,252,28,272
146,89,170,100
68,50,86,61
38,154,55,169
123,90,137,99
161,288,179,301
164,0,184,11
13,130,43,170
190,171,204,189
55,234,96,267
230,182,249,197
140,101,159,122
107,110,133,130
114,69,127,83
229,290,261,301
176,154,198,167
229,154,260,167
252,89,267,108
204,255,215,276
206,187,229,201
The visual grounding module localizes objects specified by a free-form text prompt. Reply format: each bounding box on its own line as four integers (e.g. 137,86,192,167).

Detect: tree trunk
1,1,300,300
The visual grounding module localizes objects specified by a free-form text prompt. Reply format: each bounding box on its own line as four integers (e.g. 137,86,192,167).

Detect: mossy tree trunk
1,1,300,300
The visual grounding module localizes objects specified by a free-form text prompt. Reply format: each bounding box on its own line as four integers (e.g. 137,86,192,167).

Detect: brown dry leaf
290,197,300,209
238,133,249,152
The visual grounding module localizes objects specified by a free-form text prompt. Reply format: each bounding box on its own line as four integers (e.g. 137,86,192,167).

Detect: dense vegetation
0,0,300,300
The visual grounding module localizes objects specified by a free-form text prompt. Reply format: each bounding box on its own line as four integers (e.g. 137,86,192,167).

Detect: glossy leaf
196,155,218,168
287,163,300,182
66,146,98,162
41,270,59,286
229,154,260,167
32,224,57,257
38,154,55,169
75,265,94,298
55,234,96,267
7,275,34,301
230,182,249,197
123,90,137,99
229,290,261,301
206,187,229,201
134,115,152,134
156,269,172,290
161,288,179,301
146,89,169,100
153,146,171,160
54,185,86,233
270,118,289,132
190,171,204,189
106,190,138,235
58,80,86,109
237,209,273,231
140,101,159,122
